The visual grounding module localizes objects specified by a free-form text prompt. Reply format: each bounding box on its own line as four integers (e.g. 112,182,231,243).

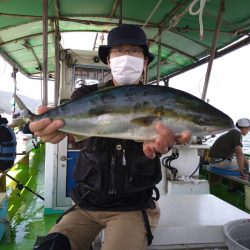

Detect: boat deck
1,144,250,249
150,194,250,249
1,144,60,250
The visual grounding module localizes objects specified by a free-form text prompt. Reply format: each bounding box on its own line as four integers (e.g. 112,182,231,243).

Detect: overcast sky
169,44,250,122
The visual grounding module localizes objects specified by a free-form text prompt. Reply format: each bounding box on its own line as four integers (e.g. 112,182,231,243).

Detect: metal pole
11,67,18,113
42,0,48,106
54,27,60,106
23,40,42,71
143,0,162,28
119,0,122,25
201,0,225,101
156,30,162,85
53,0,61,106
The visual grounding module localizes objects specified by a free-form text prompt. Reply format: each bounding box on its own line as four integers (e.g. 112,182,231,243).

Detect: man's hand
143,122,192,159
29,105,66,144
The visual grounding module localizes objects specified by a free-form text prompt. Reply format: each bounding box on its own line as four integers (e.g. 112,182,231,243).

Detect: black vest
69,83,162,210
71,137,162,210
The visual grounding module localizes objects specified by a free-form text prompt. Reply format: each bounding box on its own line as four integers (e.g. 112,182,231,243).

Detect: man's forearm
236,154,246,174
244,157,249,173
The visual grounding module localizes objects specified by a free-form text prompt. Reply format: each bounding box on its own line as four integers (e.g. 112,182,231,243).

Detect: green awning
0,0,250,82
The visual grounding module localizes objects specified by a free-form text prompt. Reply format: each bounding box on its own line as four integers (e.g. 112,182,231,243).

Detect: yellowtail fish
12,85,234,141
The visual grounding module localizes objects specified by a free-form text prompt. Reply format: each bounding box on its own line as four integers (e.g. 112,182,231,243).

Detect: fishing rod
0,170,44,200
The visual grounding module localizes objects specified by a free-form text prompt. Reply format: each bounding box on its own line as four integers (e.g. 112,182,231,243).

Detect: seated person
209,118,250,176
0,115,16,171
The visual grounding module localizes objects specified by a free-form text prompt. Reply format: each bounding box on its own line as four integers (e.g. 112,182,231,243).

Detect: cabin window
73,65,111,89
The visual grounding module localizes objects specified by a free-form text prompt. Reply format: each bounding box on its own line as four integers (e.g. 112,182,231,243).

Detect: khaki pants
49,203,160,250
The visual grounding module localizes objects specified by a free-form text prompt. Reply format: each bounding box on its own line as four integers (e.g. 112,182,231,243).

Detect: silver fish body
14,85,234,141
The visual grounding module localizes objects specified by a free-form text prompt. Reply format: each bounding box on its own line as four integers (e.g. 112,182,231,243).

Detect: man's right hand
29,105,66,144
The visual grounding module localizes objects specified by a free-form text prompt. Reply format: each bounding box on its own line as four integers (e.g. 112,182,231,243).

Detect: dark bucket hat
98,24,154,65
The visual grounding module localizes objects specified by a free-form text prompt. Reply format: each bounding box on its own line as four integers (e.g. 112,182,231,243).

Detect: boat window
73,65,111,89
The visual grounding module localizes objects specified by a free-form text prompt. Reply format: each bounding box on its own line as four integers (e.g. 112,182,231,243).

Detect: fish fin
72,134,88,142
8,117,25,128
131,116,159,126
13,93,28,111
12,94,36,125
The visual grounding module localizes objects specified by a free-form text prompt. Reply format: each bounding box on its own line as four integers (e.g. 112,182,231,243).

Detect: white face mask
110,55,144,85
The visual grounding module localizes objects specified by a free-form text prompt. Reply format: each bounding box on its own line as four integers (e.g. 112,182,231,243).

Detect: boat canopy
0,0,250,83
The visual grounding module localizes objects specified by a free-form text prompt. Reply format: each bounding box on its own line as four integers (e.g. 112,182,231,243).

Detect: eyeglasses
110,47,144,56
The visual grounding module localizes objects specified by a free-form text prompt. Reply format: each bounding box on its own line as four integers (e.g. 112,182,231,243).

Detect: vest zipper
122,149,126,166
109,155,116,195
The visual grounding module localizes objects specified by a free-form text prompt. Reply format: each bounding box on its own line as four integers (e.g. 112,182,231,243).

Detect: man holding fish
28,24,213,250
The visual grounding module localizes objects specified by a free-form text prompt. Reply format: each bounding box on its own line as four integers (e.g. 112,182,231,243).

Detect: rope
189,0,207,40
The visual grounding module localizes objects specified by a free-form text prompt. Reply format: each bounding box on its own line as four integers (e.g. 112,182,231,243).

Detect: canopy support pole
110,0,120,19
11,67,18,113
119,0,122,25
201,0,225,101
156,29,162,85
53,0,61,106
54,27,60,106
42,0,48,106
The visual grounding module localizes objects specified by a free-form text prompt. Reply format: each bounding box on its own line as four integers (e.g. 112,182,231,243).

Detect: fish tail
10,94,36,128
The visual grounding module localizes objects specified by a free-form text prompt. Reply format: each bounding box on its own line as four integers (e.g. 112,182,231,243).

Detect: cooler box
16,133,35,154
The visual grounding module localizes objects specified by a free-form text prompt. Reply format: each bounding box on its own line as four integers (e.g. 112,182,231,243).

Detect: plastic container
223,219,250,249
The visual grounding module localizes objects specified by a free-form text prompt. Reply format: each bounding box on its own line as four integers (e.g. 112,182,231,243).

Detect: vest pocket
73,150,105,192
124,154,162,193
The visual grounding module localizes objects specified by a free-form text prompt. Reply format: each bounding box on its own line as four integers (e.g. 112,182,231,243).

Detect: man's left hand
143,122,192,159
